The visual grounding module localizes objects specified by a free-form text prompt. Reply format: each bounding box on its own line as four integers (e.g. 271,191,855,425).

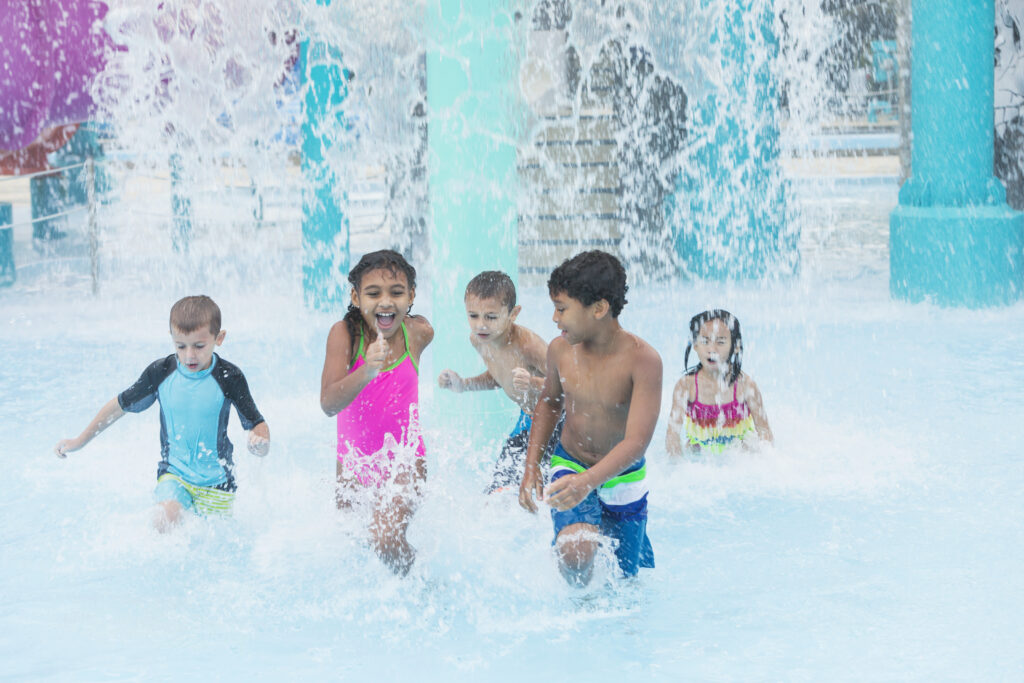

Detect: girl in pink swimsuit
665,310,774,455
320,250,433,575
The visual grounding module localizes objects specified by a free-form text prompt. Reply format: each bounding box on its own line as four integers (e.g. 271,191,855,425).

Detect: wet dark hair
169,295,221,335
465,270,516,310
547,250,628,317
342,249,417,360
683,309,743,386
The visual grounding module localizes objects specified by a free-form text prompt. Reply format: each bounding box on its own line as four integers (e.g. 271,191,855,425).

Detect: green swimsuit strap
357,322,418,373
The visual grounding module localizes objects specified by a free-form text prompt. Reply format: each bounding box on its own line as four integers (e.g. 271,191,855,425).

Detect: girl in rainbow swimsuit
320,250,433,575
666,310,773,455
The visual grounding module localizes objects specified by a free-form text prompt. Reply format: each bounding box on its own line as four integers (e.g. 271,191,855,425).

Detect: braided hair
342,249,417,362
683,309,743,386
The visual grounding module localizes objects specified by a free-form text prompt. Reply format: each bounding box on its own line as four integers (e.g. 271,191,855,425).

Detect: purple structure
0,0,112,152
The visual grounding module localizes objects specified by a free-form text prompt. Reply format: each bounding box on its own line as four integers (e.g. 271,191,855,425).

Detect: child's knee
153,500,183,532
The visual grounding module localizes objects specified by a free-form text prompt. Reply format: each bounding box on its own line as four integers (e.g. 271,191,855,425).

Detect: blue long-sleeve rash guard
117,354,265,490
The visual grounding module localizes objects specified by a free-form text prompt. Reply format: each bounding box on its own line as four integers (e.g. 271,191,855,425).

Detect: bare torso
553,330,655,466
472,325,547,413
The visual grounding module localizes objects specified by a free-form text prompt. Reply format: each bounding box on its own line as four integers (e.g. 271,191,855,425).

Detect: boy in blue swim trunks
518,251,662,584
54,295,270,531
438,271,562,493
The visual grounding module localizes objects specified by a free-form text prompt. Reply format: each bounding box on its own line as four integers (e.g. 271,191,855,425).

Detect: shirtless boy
518,251,662,584
438,270,560,492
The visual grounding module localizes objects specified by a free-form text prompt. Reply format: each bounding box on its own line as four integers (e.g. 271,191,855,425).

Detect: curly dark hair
547,250,628,317
342,249,417,359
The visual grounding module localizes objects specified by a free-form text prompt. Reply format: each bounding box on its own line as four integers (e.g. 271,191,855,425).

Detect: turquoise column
301,2,349,310
669,0,794,279
169,152,192,252
426,1,521,444
0,203,14,287
890,0,1024,306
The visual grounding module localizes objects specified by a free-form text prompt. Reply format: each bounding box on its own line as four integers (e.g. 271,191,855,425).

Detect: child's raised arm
437,369,498,393
320,321,379,416
54,397,125,458
665,376,690,456
518,340,566,513
743,376,774,445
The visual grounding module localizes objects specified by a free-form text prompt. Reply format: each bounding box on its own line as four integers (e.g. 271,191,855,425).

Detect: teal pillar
890,0,1024,306
0,203,14,287
169,152,192,253
426,1,521,443
300,3,349,310
669,0,794,279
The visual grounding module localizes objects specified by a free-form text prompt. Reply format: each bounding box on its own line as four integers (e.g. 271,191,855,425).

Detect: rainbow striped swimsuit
683,377,755,453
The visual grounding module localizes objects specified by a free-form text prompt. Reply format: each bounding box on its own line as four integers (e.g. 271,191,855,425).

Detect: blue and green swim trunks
155,473,235,516
549,443,654,576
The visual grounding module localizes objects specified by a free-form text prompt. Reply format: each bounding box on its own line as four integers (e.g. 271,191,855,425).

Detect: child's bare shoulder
405,314,434,347
511,323,548,359
621,331,662,365
738,372,761,397
672,373,694,398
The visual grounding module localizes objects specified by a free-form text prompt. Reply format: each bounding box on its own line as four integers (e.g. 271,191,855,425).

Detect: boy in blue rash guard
437,271,562,493
518,251,661,585
54,295,270,532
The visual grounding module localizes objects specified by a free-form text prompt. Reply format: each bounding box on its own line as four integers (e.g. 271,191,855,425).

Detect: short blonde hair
169,295,221,334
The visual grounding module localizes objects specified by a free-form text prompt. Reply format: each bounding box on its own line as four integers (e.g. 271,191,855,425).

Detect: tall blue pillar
169,152,192,253
426,1,520,442
890,0,1024,306
301,2,349,310
0,202,14,286
669,0,795,279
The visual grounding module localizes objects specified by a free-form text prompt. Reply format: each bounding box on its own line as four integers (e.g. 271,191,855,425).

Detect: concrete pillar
300,2,349,310
426,1,521,443
670,0,794,279
890,0,1024,306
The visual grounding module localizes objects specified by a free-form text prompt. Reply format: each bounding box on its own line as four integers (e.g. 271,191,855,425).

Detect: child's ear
510,304,522,321
216,330,227,345
593,299,610,320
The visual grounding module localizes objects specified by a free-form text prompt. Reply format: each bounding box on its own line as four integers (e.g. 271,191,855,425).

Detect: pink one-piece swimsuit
336,322,425,487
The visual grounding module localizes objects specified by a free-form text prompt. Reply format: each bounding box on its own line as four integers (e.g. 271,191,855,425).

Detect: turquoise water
2,272,1022,680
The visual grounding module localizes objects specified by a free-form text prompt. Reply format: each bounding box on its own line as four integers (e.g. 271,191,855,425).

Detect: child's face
352,267,414,338
171,325,225,372
550,291,592,345
464,294,518,344
693,319,732,373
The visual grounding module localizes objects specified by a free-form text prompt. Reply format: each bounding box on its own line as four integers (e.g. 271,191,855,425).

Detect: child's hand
364,329,388,378
54,437,83,459
248,422,270,457
437,369,465,392
544,472,595,511
511,367,533,393
518,462,544,513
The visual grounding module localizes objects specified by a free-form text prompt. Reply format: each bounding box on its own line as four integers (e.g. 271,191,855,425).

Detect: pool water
1,272,1022,680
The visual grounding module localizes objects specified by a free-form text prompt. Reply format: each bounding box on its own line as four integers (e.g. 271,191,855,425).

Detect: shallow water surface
1,276,1022,680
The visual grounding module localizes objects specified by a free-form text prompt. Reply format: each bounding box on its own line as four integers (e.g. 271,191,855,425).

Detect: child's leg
554,522,601,586
152,499,185,533
369,457,426,576
153,474,194,532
